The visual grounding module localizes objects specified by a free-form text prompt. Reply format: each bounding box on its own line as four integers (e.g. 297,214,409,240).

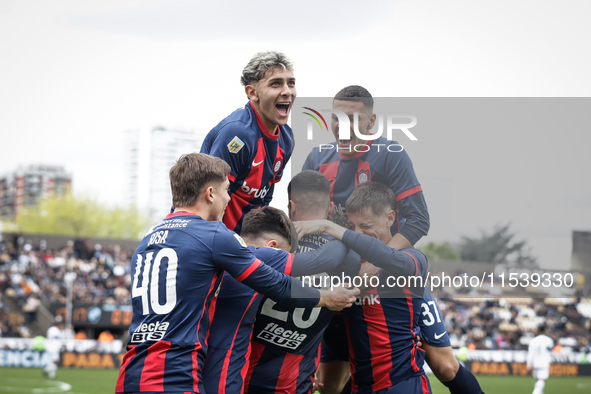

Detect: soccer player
527,324,554,394
302,85,428,250
201,50,296,234
43,316,65,379
295,181,431,394
203,205,357,394
115,153,357,394
244,171,361,394
303,86,483,394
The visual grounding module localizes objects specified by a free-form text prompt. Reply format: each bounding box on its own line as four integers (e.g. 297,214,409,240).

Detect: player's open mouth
276,102,291,117
338,139,352,147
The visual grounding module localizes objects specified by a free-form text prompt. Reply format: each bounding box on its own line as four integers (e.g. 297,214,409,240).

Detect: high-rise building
123,126,201,223
0,165,72,219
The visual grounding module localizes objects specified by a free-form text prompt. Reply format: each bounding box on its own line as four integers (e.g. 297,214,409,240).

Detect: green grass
0,367,119,394
429,375,591,394
1,368,590,394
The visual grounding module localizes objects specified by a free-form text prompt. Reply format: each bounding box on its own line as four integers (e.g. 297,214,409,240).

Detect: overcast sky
1,0,590,269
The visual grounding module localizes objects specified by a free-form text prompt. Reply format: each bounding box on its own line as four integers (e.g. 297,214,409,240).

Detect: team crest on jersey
357,170,369,184
227,136,244,154
233,233,247,247
274,160,282,173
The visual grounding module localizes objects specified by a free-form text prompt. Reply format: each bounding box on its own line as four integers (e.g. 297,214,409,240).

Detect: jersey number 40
132,248,178,315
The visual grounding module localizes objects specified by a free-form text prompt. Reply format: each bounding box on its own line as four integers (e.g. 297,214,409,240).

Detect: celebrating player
302,85,428,250
201,50,296,233
203,205,359,394
296,181,432,394
303,86,483,394
244,171,361,394
115,153,356,394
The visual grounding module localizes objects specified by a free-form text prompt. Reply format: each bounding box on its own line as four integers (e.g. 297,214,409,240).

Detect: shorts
320,313,349,363
533,367,550,380
418,296,451,348
366,374,431,394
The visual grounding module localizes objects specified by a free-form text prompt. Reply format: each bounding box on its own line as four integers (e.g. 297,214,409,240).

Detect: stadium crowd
0,237,133,338
1,237,590,353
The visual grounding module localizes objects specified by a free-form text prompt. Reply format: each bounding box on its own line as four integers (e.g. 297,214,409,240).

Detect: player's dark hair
169,153,230,207
328,209,350,229
288,171,331,212
538,324,548,334
346,181,395,216
241,206,298,253
333,85,374,113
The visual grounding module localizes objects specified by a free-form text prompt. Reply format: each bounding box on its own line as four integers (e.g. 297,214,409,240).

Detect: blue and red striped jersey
302,136,429,246
244,234,361,394
201,102,294,233
203,247,294,394
115,213,319,394
337,230,430,394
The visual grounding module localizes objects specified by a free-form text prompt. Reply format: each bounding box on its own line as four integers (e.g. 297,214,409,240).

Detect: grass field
1,368,591,393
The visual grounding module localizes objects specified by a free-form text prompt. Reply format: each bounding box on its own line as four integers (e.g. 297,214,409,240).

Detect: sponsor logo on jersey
240,181,269,199
256,323,308,350
130,321,170,343
355,293,380,306
227,136,245,154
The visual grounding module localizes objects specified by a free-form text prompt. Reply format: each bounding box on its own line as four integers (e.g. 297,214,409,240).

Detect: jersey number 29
132,248,178,315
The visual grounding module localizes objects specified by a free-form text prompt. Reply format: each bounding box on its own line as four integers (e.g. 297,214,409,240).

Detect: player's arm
290,239,349,277
295,220,424,277
302,149,317,171
262,183,275,206
387,148,430,246
213,226,357,310
200,122,253,183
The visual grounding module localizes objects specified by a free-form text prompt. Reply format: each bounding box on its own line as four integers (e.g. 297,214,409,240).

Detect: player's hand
318,286,360,311
358,261,381,290
313,380,324,393
294,220,330,239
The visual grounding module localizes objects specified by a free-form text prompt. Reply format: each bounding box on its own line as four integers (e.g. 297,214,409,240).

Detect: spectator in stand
98,329,114,342
75,329,88,340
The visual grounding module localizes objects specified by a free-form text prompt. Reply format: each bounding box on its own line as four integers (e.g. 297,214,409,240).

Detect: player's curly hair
240,51,294,86
241,206,298,253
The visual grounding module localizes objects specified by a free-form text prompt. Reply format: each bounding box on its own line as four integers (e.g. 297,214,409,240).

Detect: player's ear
245,84,258,103
288,200,296,220
205,185,215,203
368,111,377,130
326,201,334,218
266,239,278,248
386,209,395,227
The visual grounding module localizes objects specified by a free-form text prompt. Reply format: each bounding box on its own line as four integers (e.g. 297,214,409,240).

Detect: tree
418,241,460,261
13,195,149,240
458,223,537,266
